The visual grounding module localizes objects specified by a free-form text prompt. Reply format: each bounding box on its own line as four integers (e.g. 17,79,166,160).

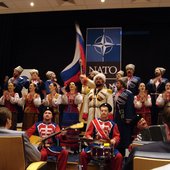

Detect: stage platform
46,153,100,170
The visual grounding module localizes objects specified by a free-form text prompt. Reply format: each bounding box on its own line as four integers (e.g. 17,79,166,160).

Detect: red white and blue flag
60,24,86,86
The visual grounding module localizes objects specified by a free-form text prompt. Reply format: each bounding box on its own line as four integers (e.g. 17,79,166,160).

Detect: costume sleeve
0,95,5,105
61,94,68,104
146,79,153,94
134,96,142,109
85,121,94,138
42,95,49,106
112,124,120,147
107,90,114,115
74,92,83,105
156,94,165,107
82,91,90,114
10,93,19,104
125,92,135,120
17,97,25,107
55,124,62,138
33,94,41,107
52,94,62,106
55,124,61,133
144,95,152,107
26,124,37,137
81,75,95,89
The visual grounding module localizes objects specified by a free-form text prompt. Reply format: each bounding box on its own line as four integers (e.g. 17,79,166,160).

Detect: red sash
92,119,109,140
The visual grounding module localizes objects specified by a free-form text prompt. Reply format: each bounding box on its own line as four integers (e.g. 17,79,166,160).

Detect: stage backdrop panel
86,27,122,86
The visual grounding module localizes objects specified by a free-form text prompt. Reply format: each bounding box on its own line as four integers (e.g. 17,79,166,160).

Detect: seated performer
26,107,68,170
80,103,123,170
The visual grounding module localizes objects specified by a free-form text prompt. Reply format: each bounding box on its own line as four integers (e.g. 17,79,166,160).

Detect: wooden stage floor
46,153,103,170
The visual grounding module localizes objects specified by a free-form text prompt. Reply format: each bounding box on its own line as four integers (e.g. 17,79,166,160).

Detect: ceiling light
101,0,105,3
30,2,34,7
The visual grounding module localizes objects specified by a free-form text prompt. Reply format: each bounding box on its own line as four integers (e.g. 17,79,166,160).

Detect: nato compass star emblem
93,35,114,58
86,27,122,62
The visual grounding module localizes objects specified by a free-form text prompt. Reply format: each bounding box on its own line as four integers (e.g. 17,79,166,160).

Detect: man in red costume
26,107,68,170
80,103,123,170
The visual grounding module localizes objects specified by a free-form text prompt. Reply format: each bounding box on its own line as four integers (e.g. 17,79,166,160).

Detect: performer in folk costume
125,64,141,96
25,69,46,121
18,83,41,130
60,81,83,152
6,66,29,123
109,70,124,95
134,82,152,126
82,73,114,130
80,70,99,91
26,108,68,170
80,103,123,170
45,71,61,94
156,81,170,124
146,67,169,125
0,82,20,130
6,66,29,97
130,115,149,147
79,70,99,122
25,69,46,100
114,78,136,156
42,82,62,125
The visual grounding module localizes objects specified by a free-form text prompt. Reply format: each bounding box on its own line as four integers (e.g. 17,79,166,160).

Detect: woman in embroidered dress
60,82,83,152
0,82,20,129
19,83,41,130
134,82,152,126
42,82,62,124
156,82,170,124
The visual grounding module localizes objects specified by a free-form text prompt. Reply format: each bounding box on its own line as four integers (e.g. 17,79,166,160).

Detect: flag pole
79,58,83,74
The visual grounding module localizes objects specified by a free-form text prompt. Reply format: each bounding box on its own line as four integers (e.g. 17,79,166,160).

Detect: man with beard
6,66,29,97
125,64,141,96
114,78,135,156
79,71,99,123
146,67,169,125
82,73,114,130
45,71,61,94
26,107,68,170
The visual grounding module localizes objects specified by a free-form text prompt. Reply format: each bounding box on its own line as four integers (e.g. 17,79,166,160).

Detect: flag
60,24,86,86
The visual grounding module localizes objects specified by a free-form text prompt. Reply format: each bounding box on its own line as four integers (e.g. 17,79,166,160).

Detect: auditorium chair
131,124,167,149
0,134,47,170
133,151,170,170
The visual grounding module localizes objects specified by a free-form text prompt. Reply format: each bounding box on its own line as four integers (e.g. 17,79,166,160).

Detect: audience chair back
133,151,170,170
140,125,167,142
148,125,167,141
0,134,26,170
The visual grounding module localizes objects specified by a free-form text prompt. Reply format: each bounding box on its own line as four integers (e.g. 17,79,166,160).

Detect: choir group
0,63,169,170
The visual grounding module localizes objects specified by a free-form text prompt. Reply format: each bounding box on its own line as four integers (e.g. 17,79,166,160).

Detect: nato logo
86,27,122,62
